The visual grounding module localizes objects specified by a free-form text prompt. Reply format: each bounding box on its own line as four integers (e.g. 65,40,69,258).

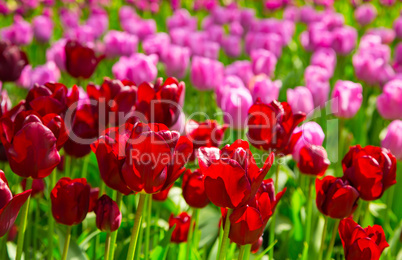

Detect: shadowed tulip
94,195,122,232
0,40,29,82
182,169,210,208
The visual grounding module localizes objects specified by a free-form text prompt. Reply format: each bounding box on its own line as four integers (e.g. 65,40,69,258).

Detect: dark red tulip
182,169,210,208
152,184,172,201
247,99,306,155
91,123,132,195
25,83,79,117
185,119,227,161
51,177,91,226
136,77,185,128
0,170,32,237
338,218,389,260
0,40,29,82
0,111,67,179
65,40,104,79
297,145,330,176
89,187,100,212
169,212,191,243
221,179,286,245
197,139,274,209
122,122,193,194
316,176,359,219
21,179,45,197
87,78,138,126
94,195,122,232
342,145,396,201
251,236,263,253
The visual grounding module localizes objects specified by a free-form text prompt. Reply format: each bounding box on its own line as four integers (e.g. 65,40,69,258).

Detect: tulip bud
376,79,402,120
190,56,224,91
51,177,91,226
298,145,330,176
182,169,210,208
169,212,191,243
331,80,363,118
354,4,377,26
33,15,53,43
331,26,357,55
310,48,336,77
221,88,253,130
94,195,122,232
162,45,190,79
381,120,402,160
222,35,242,58
287,86,315,115
251,49,277,77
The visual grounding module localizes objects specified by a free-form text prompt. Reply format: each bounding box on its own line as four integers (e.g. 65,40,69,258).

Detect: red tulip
338,218,389,260
342,145,396,201
0,40,29,82
91,123,133,195
89,187,100,212
0,170,32,237
152,184,172,201
247,99,305,155
122,122,193,194
51,177,91,226
21,178,45,197
136,77,185,128
185,119,227,161
197,139,274,209
169,212,191,243
297,145,330,176
94,195,122,232
65,40,104,79
0,89,11,118
182,169,210,208
316,176,359,219
221,179,286,245
0,111,67,179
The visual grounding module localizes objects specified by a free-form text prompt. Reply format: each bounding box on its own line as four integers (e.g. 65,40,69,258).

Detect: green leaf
150,226,176,260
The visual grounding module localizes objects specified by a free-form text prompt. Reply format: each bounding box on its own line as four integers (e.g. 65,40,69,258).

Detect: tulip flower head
0,40,29,82
169,212,191,243
94,195,122,232
331,80,363,118
298,145,330,176
381,120,402,160
182,169,210,208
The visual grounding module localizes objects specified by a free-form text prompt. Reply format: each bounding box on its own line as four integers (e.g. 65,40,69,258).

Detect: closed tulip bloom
104,30,138,58
122,123,192,194
316,176,359,219
332,26,357,55
205,25,224,44
112,53,158,84
0,40,29,82
216,76,246,107
65,40,104,79
229,22,243,37
298,145,330,176
0,171,32,237
310,48,337,77
163,45,190,79
51,177,91,226
167,9,197,32
1,16,33,46
94,195,122,232
248,75,282,104
354,4,377,26
305,79,330,109
376,79,402,120
240,8,256,32
245,32,283,58
225,61,254,86
169,212,191,243
222,36,242,58
287,87,315,115
251,49,277,77
338,218,389,260
189,39,220,60
394,16,402,39
247,99,306,154
191,56,224,91
197,140,274,209
60,8,80,29
381,120,402,160
221,88,253,130
182,169,209,208
342,145,396,201
86,7,109,38
331,80,363,118
32,15,53,43
0,112,67,179
292,122,325,162
142,33,170,58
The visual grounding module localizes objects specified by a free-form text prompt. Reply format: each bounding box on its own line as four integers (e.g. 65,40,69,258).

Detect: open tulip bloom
0,1,401,260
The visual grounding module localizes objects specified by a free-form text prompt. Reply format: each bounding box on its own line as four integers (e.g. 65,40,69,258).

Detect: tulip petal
0,189,31,237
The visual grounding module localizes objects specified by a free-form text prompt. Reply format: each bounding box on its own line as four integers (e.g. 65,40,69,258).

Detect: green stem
126,194,147,260
1,235,7,259
61,226,72,260
238,245,245,260
337,119,345,177
105,232,111,260
218,208,233,260
65,156,71,178
359,201,370,225
317,217,328,260
81,155,90,180
193,209,200,246
144,196,152,260
384,187,394,229
15,178,33,260
243,244,251,260
269,164,280,260
33,200,40,257
303,176,314,260
109,192,123,260
325,220,340,260
48,172,56,260
186,208,196,260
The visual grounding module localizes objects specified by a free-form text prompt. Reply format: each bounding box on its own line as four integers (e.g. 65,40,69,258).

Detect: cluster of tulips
0,0,402,260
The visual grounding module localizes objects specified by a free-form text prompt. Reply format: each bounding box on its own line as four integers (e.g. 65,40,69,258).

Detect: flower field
0,0,401,260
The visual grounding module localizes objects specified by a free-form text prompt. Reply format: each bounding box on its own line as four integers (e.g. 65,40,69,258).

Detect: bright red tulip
122,122,193,194
185,119,227,161
0,111,67,179
0,170,32,237
297,145,330,176
0,40,29,82
247,99,306,155
182,169,210,208
316,176,359,219
94,195,122,232
342,145,396,201
169,212,191,243
51,177,91,226
338,218,389,260
197,139,274,209
65,40,104,79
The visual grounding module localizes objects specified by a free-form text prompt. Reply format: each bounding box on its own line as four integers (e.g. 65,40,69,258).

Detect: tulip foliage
0,1,401,260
